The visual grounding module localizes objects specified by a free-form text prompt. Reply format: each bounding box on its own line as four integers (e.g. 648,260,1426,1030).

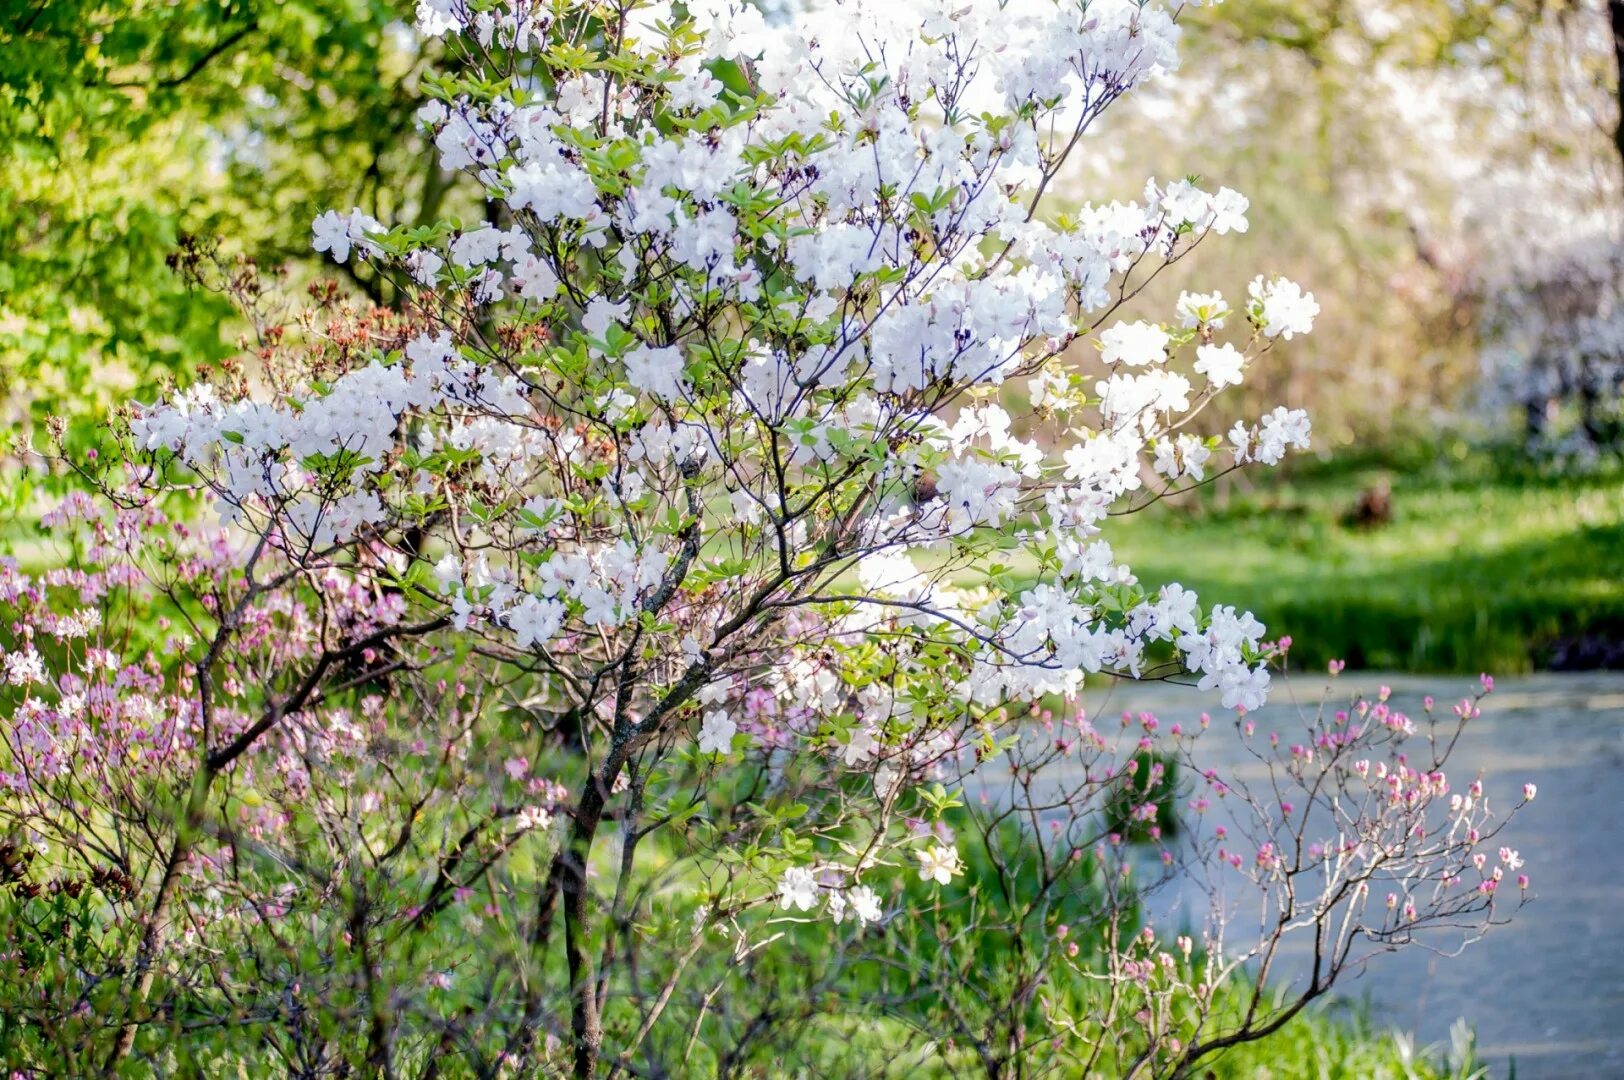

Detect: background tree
0,0,466,446
1074,0,1624,451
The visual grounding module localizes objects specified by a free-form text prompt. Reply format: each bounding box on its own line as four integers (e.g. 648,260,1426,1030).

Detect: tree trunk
562,778,608,1078
1610,0,1624,184
102,768,213,1075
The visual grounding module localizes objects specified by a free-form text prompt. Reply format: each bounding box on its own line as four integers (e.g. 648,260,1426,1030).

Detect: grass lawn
1108,455,1624,674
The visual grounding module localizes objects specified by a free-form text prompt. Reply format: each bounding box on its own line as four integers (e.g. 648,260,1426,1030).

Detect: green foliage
572,810,1472,1079
0,843,141,1074
0,0,459,448
1199,999,1488,1080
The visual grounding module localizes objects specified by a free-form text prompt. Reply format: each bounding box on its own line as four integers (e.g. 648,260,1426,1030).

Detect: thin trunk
102,767,213,1075
562,777,610,1078
1611,0,1624,185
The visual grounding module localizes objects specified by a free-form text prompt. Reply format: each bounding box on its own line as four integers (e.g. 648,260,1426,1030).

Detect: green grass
1109,456,1624,674
1198,994,1487,1080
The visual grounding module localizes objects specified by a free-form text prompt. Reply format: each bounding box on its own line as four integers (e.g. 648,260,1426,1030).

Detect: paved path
1059,672,1624,1079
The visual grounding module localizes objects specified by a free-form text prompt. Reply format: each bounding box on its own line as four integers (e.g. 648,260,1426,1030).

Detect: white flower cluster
137,0,1319,741
778,866,884,927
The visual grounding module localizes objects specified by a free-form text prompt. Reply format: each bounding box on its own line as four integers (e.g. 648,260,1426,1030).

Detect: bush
0,2,1534,1076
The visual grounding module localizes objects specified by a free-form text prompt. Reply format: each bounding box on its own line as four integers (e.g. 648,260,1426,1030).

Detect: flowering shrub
1039,678,1531,1075
2,0,1531,1076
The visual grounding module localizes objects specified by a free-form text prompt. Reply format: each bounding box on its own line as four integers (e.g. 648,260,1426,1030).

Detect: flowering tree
1449,2,1624,457
2,0,1532,1076
1483,235,1624,455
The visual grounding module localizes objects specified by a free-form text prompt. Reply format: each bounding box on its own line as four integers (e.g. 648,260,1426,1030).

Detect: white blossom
916,844,962,886
778,867,818,911
697,710,737,755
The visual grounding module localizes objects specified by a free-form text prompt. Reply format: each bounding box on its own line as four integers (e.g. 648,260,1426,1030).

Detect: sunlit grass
1110,457,1624,673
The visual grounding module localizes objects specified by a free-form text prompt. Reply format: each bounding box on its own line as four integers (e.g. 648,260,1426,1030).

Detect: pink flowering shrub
0,1,1532,1076
1037,679,1532,1075
0,488,555,1074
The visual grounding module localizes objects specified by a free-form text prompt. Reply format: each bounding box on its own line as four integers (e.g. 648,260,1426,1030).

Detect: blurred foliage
0,0,464,449
1076,0,1621,453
